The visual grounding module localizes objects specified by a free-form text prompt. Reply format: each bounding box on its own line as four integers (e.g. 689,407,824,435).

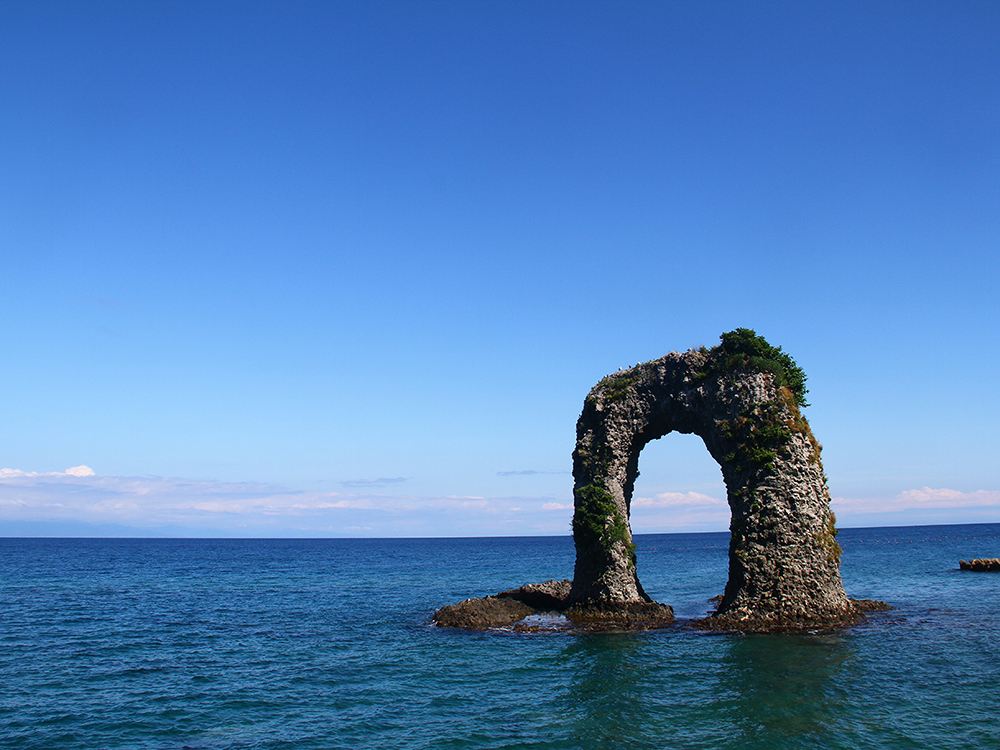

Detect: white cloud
0,465,96,478
829,487,1000,528
833,487,1000,514
4,465,994,538
633,491,726,508
630,491,730,533
629,486,1000,532
0,469,577,537
340,477,407,487
630,487,1000,532
0,469,355,525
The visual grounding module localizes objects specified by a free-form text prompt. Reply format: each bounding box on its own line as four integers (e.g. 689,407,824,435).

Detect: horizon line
2,519,997,542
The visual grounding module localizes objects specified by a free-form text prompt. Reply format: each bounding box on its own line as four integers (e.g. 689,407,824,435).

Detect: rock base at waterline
691,597,890,633
433,584,888,633
960,558,1000,571
432,579,675,631
561,601,676,629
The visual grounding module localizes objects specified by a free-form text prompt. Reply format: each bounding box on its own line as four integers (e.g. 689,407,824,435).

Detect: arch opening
627,431,729,535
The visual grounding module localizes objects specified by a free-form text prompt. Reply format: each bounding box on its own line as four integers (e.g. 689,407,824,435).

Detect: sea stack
567,329,884,630
434,330,886,631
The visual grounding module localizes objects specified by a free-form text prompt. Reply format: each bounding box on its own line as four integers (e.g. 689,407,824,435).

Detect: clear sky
2,1,998,537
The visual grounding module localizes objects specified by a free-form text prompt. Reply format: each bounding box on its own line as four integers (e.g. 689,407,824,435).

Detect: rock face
433,330,886,632
569,329,878,630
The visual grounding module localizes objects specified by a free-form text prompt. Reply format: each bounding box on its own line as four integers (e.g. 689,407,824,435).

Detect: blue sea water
2,524,999,749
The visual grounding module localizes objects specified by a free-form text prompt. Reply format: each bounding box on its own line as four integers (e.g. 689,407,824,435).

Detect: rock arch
433,330,886,631
568,329,862,629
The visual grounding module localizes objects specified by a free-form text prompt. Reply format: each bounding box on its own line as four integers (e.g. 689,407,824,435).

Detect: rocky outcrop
568,329,884,630
433,330,885,632
433,579,571,629
432,579,674,630
433,592,536,629
960,558,1000,571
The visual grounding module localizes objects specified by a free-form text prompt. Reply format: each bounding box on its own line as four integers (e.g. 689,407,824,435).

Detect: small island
960,558,1000,571
435,330,888,632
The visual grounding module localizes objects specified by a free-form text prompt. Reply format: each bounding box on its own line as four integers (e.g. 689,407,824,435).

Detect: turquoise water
2,524,998,749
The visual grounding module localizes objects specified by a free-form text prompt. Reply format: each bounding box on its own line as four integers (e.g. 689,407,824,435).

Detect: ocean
2,523,998,749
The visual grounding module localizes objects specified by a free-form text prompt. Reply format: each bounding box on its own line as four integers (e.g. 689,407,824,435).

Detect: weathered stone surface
568,329,885,631
432,578,674,630
433,595,534,629
433,580,570,629
433,330,885,632
960,558,1000,571
693,596,890,632
497,579,573,609
563,601,675,629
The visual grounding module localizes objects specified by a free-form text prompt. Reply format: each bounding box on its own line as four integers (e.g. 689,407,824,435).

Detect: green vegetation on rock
706,328,810,407
572,483,635,562
597,369,641,403
566,330,864,625
718,400,794,474
817,511,843,563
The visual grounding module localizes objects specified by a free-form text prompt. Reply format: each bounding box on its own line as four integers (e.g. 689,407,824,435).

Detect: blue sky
2,1,998,537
